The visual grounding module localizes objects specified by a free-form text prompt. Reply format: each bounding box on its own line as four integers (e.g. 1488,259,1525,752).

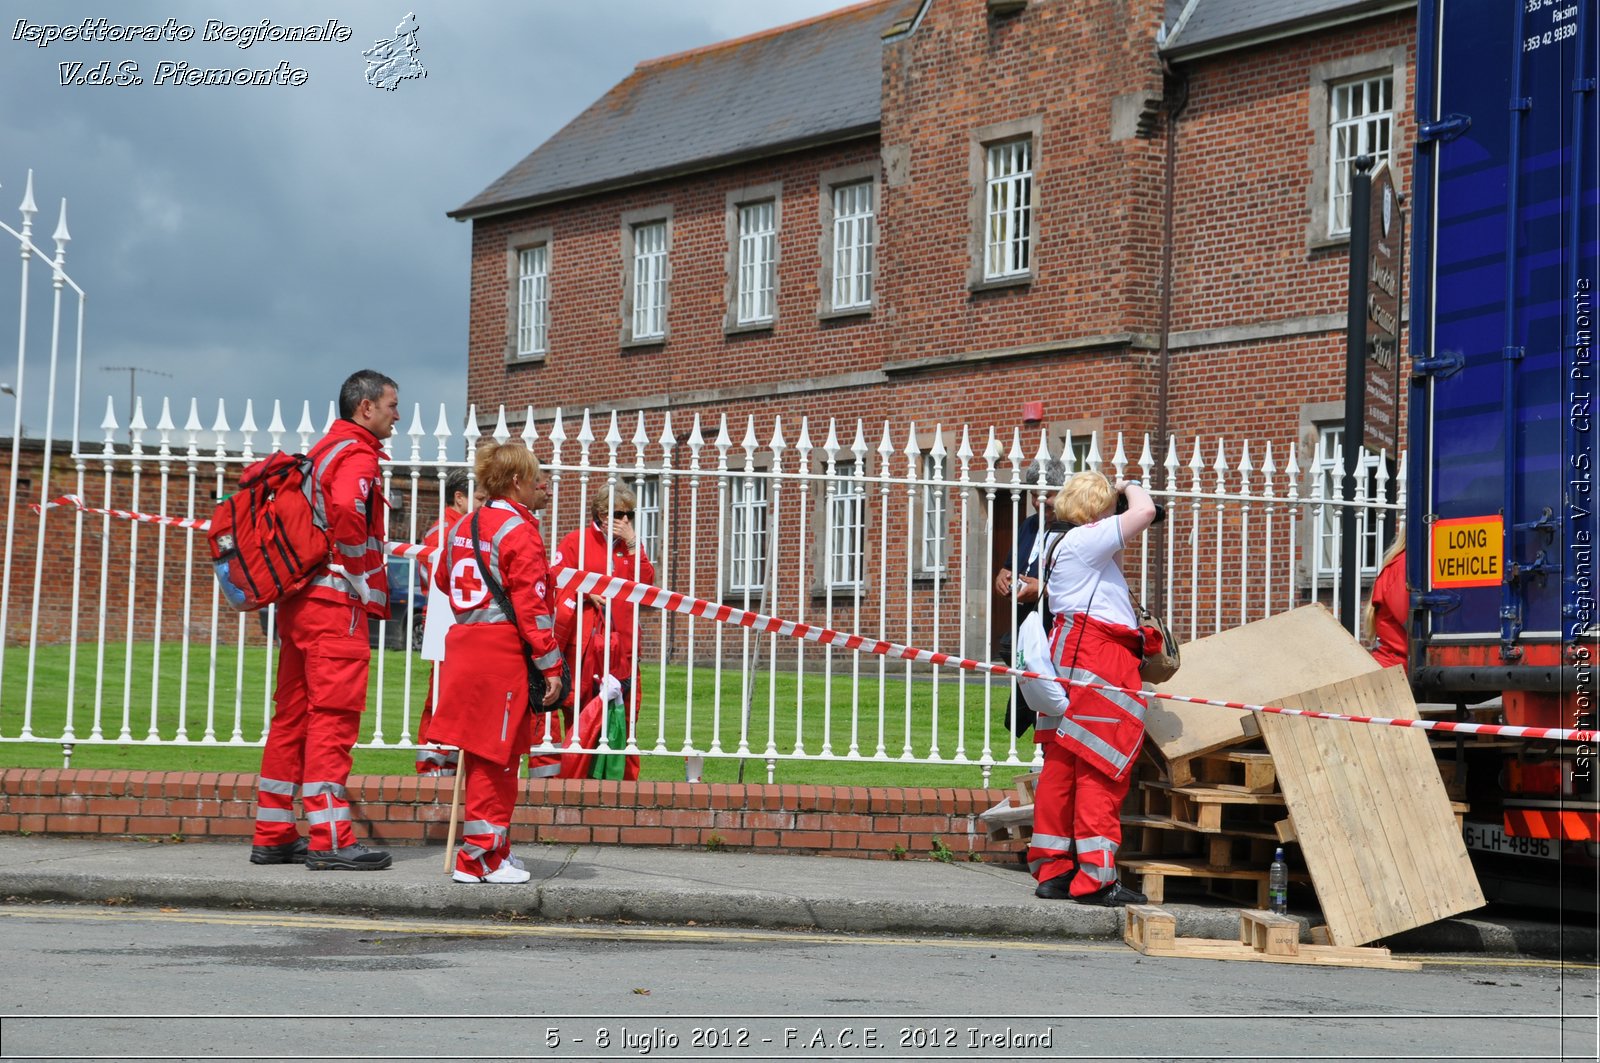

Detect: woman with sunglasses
550,484,656,780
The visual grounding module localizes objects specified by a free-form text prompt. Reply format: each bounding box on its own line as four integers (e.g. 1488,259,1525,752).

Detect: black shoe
249,837,309,865
1034,873,1077,900
1074,882,1148,907
304,843,392,871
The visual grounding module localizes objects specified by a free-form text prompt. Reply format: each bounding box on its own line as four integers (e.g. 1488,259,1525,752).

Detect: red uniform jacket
303,419,390,618
553,523,656,662
428,498,563,765
1369,550,1409,671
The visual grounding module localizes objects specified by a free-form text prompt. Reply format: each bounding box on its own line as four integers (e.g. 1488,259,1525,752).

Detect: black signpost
1341,155,1403,634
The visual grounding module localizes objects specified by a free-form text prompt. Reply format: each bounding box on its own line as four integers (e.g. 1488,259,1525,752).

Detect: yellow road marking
0,904,1589,970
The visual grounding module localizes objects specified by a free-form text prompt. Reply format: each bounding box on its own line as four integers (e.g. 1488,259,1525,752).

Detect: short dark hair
444,469,470,504
338,369,397,419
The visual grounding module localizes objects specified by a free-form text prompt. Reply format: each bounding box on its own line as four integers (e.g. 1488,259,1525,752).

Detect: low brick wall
0,769,1019,862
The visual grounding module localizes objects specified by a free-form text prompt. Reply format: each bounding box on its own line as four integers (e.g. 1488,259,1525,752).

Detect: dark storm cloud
0,1,840,451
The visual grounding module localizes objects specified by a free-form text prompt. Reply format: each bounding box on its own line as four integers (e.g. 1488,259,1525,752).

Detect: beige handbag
1132,595,1180,684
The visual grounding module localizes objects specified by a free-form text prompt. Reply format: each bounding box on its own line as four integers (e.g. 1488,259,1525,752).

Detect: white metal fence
0,170,1405,782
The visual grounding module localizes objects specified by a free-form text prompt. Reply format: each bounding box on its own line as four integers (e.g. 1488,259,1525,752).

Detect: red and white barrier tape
31,494,1594,744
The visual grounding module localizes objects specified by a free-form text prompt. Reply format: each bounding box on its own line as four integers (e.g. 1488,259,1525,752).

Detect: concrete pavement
0,835,1589,959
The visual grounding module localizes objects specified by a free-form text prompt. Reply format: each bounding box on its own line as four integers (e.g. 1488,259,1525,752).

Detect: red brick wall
0,768,1016,861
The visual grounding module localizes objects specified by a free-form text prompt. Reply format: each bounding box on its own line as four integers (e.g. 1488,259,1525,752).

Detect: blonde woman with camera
1027,471,1156,905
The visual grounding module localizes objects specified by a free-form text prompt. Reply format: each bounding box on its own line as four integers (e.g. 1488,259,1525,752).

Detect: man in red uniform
429,444,565,883
249,370,398,871
415,469,472,775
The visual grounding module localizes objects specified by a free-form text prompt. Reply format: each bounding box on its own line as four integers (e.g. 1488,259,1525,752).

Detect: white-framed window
631,221,667,340
1328,75,1394,237
919,451,948,575
632,475,662,562
516,245,549,357
729,474,768,594
984,139,1033,279
736,201,776,324
831,182,875,310
1312,425,1383,580
827,460,865,590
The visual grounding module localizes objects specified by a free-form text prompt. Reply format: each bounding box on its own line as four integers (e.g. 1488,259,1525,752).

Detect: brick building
445,0,1415,657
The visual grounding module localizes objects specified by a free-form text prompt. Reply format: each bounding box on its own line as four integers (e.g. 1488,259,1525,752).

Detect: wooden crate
1140,781,1287,834
1169,749,1278,793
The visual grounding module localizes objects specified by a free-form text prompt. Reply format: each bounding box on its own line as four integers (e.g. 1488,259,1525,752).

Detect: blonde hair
1361,523,1407,644
1054,471,1115,526
589,482,636,520
474,442,541,500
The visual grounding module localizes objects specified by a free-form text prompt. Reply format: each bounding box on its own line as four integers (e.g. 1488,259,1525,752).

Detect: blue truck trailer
1409,0,1597,907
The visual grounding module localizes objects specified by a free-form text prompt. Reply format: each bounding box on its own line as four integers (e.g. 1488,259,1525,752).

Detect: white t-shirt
1043,517,1138,630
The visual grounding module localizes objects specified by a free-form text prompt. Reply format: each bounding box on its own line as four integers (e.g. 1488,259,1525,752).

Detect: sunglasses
612,511,635,520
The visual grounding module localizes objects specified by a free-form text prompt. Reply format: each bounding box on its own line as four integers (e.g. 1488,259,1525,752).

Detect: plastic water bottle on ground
1268,846,1289,914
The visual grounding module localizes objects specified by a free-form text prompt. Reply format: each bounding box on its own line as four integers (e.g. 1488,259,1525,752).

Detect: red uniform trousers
1027,613,1146,897
253,595,369,851
1028,741,1135,896
456,751,520,877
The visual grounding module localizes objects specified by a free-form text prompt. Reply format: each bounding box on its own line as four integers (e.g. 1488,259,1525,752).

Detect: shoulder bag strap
470,509,541,682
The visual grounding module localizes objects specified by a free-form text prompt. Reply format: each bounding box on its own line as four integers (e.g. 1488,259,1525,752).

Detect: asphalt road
0,903,1594,1062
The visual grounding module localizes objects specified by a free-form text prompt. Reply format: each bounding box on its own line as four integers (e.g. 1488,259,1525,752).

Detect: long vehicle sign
1431,515,1504,588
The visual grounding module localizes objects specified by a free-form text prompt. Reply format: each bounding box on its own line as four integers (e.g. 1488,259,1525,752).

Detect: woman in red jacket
429,443,564,884
1364,529,1409,672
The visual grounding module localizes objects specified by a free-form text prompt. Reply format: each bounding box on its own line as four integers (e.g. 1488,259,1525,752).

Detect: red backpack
208,440,356,611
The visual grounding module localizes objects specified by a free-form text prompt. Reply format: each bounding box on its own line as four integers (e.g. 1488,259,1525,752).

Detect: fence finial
823,417,839,458
432,403,452,463
546,407,565,454
794,415,812,457
51,199,70,259
687,412,704,455
931,423,946,460
156,397,175,455
902,421,920,461
18,169,36,227
184,398,203,448
741,414,758,457
100,395,119,452
1007,428,1024,482
211,398,230,438
1062,429,1076,473
1086,431,1102,472
465,403,480,447
321,401,335,435
877,420,895,476
768,416,786,455
658,411,676,450
267,400,286,451
129,396,148,454
404,403,425,463
632,411,649,460
715,413,732,455
1138,433,1155,479
850,419,868,466
520,406,539,451
492,405,511,445
605,409,622,454
1112,432,1128,477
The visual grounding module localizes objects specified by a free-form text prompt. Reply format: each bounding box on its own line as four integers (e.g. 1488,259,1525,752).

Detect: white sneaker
504,853,526,871
452,862,531,884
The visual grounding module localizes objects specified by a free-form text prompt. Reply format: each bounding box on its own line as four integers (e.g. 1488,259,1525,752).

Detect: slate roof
1161,0,1414,59
451,0,920,220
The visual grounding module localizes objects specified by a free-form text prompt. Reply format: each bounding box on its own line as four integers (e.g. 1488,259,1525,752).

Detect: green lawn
0,641,1041,787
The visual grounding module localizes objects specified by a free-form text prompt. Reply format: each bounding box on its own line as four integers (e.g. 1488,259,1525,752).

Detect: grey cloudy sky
0,0,843,452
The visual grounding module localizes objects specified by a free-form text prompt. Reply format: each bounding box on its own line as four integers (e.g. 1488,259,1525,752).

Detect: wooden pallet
1124,905,1421,972
1141,781,1286,833
1171,749,1278,793
1118,856,1309,908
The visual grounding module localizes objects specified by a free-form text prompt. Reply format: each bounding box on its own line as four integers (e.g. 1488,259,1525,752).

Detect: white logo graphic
534,578,547,599
364,12,426,91
450,556,490,610
1382,185,1394,237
